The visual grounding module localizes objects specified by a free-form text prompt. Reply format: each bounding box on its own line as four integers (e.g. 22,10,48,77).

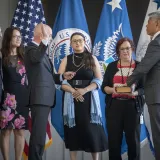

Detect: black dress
64,53,108,152
0,55,29,129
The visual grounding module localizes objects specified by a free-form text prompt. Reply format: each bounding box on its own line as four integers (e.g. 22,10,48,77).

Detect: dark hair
70,32,95,70
116,37,135,56
1,27,24,66
70,32,85,41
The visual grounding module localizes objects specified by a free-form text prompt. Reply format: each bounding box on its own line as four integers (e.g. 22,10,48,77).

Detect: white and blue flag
93,0,147,156
50,0,91,139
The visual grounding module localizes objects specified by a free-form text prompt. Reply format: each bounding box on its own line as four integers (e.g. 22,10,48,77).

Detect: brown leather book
115,86,132,93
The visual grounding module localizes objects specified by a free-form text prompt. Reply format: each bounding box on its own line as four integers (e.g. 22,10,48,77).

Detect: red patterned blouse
112,61,136,99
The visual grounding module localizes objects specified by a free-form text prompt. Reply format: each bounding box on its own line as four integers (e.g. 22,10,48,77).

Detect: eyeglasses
12,35,22,39
119,47,132,52
71,39,84,44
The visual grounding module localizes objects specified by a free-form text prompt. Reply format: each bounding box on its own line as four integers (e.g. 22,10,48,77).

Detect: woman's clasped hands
71,88,88,102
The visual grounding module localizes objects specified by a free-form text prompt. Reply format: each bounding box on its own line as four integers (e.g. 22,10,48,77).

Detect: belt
69,80,90,86
114,97,133,101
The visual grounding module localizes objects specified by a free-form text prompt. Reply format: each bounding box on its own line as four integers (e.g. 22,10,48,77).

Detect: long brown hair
70,32,95,70
1,27,24,66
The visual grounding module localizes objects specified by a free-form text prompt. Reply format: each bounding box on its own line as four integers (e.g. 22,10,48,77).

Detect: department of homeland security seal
49,28,91,73
93,23,123,75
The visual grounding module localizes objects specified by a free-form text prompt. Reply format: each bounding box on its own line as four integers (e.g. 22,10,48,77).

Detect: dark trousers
148,103,160,160
28,105,50,160
106,99,140,160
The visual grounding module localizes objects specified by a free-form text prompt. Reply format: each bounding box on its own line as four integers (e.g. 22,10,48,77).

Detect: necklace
72,53,84,67
74,54,83,59
119,59,132,84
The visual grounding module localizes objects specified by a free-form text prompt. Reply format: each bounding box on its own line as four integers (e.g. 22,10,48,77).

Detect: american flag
11,0,52,159
11,0,46,46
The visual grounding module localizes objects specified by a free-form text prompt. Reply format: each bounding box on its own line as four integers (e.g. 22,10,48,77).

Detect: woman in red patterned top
102,37,145,160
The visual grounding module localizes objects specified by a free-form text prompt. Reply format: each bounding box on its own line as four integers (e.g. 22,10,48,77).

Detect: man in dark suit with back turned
24,23,75,160
127,11,160,160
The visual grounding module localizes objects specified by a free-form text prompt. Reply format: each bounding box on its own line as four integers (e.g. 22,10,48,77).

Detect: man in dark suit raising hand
24,23,75,160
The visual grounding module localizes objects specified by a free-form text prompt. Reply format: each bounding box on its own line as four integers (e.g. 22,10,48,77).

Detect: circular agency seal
49,28,92,72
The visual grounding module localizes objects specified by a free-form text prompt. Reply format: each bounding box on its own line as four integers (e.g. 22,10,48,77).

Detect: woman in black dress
0,27,29,160
58,32,107,160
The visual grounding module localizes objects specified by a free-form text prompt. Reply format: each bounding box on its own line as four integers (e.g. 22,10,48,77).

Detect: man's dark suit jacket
127,34,160,105
24,42,61,107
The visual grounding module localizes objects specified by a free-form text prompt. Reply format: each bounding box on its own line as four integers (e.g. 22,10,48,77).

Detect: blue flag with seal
50,0,91,139
93,0,147,156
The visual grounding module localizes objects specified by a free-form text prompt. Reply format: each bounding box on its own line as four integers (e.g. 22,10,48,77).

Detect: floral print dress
0,55,29,129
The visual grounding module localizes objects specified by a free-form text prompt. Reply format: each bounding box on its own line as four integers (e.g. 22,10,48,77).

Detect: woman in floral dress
0,27,29,160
